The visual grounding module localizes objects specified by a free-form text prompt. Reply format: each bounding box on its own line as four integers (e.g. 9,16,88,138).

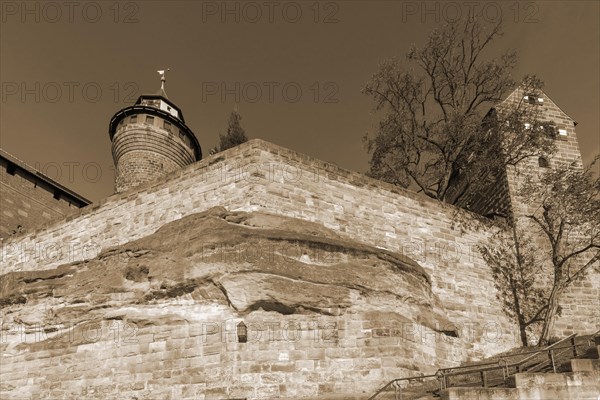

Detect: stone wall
1,139,598,399
242,145,515,350
0,158,81,240
0,207,477,399
3,139,597,339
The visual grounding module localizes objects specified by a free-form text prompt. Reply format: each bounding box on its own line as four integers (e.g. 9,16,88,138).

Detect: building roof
0,148,91,207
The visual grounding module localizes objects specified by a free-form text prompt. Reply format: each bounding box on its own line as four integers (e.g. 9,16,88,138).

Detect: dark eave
0,149,91,207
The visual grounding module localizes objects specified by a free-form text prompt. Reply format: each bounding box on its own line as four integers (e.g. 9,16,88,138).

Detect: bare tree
363,19,556,205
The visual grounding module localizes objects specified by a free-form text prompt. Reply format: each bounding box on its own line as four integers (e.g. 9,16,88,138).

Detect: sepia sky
1,0,599,202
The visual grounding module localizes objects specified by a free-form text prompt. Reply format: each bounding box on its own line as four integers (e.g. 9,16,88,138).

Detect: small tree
219,110,248,151
524,157,600,345
480,157,600,346
363,19,556,205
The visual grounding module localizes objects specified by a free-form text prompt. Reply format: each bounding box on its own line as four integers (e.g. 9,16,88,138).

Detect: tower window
538,157,549,168
558,129,568,136
523,94,542,105
163,120,172,132
130,115,137,123
145,116,154,125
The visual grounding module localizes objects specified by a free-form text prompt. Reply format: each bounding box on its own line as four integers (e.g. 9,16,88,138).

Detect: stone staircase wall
441,339,600,399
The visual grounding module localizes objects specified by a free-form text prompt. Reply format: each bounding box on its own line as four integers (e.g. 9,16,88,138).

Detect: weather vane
157,68,170,91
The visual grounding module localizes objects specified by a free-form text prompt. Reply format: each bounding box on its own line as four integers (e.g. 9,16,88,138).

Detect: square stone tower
451,86,582,221
497,87,582,221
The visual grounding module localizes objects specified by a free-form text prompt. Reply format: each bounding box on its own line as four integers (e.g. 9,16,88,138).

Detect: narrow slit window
7,163,16,175
538,157,549,168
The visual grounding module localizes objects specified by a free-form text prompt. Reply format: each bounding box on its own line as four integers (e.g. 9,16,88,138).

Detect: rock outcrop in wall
2,207,464,399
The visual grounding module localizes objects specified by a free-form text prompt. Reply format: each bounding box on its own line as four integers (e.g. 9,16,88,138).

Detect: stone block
571,358,600,372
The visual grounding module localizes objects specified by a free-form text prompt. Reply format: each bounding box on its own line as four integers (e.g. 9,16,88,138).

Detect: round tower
108,71,202,193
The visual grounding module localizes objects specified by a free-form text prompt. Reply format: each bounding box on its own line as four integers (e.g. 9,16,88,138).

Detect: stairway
440,339,600,400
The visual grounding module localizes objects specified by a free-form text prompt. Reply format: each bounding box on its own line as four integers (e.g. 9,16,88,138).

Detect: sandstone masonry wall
2,140,517,356
0,305,470,399
2,139,598,399
2,139,597,351
2,144,258,273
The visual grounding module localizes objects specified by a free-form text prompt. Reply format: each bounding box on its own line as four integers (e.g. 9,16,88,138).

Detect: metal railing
366,371,442,400
368,332,597,400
